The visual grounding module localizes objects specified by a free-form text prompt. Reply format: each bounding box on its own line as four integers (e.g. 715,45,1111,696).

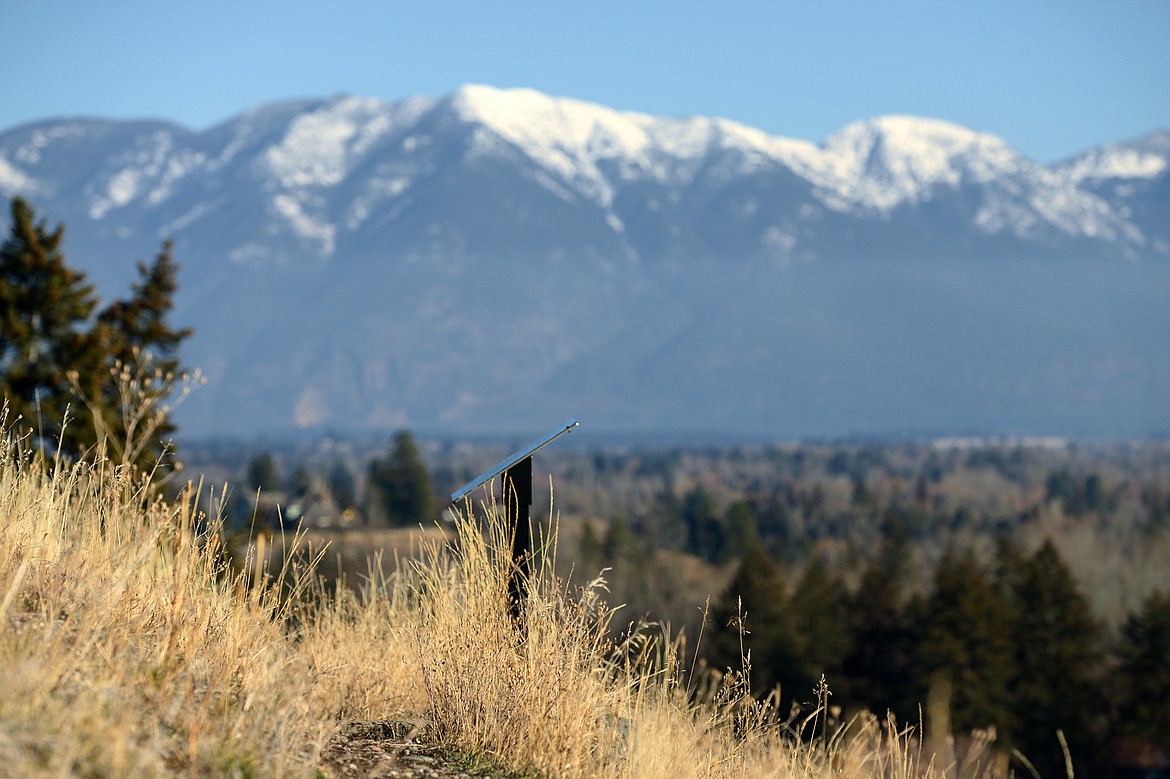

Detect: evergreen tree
1,198,190,471
246,452,280,492
0,197,98,444
643,486,685,551
602,517,636,561
991,534,1028,595
724,499,763,558
842,532,922,721
682,486,725,563
328,460,357,510
289,464,313,496
1045,469,1083,514
367,430,434,527
1005,539,1103,777
89,240,192,469
578,518,602,565
707,546,807,706
788,557,851,698
1115,590,1170,751
96,240,190,375
920,549,1015,738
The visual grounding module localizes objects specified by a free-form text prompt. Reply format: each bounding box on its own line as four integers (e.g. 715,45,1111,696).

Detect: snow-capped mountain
1054,131,1170,256
1,86,1167,439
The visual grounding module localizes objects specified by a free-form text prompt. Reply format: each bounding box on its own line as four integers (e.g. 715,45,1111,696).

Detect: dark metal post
449,420,579,626
503,455,533,620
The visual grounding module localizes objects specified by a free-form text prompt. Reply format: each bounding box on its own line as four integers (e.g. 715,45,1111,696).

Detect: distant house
252,488,361,530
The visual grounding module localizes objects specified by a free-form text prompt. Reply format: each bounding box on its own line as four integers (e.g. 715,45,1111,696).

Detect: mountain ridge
1,86,1167,438
4,86,1167,261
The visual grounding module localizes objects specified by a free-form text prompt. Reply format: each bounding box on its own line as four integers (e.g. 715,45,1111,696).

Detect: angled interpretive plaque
450,418,580,503
449,418,579,621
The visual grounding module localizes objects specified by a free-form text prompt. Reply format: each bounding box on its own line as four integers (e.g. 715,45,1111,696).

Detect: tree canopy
1115,589,1170,750
0,196,192,474
366,430,435,526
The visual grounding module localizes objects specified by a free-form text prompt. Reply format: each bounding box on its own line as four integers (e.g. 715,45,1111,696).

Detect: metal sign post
502,454,532,612
451,419,579,620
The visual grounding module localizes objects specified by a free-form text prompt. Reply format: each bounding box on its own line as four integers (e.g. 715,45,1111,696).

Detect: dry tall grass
412,493,1007,779
0,411,420,777
0,410,1004,778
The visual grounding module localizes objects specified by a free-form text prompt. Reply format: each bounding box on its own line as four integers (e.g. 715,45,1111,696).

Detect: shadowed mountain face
2,86,1167,438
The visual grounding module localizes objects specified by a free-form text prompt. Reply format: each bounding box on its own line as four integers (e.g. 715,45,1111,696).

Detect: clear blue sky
1,0,1167,163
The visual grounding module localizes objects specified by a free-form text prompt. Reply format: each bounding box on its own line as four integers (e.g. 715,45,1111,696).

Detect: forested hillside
535,440,1170,776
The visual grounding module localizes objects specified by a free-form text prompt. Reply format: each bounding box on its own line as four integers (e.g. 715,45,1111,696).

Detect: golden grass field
0,420,1016,778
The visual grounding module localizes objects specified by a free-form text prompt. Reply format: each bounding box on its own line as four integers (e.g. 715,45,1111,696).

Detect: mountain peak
827,115,1019,178
1056,129,1170,184
842,114,1003,148
448,84,658,163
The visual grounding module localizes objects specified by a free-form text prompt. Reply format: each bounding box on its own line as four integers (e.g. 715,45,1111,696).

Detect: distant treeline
551,441,1170,778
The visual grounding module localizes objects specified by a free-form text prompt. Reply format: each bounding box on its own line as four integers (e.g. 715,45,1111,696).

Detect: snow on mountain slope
453,84,757,209
1,85,1157,264
1056,131,1170,184
257,96,440,254
262,95,437,189
431,86,1141,245
0,154,40,195
449,87,1004,214
451,84,821,179
813,116,1023,208
1052,130,1170,255
87,128,203,219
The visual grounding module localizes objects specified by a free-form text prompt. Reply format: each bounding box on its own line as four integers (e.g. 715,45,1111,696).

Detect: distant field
225,525,453,591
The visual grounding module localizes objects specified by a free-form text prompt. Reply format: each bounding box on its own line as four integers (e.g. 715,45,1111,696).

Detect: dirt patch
319,720,516,779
